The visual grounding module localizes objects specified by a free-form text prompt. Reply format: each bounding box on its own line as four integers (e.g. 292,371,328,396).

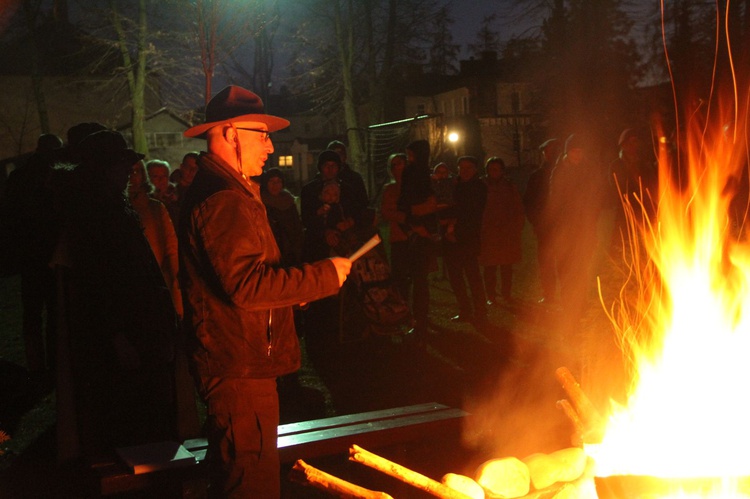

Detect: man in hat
180,85,351,498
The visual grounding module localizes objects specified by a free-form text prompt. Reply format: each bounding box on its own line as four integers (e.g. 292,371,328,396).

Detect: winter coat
451,175,487,252
130,190,182,317
479,176,525,266
178,153,340,381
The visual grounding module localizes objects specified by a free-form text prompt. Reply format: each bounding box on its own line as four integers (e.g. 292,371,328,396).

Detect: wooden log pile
290,367,603,498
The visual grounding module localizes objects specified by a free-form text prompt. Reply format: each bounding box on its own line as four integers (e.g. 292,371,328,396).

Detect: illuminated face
390,157,406,182
432,165,450,179
458,159,477,181
148,165,170,193
234,120,274,178
267,176,283,196
129,160,147,188
179,156,198,186
320,161,340,181
321,183,340,204
486,161,503,179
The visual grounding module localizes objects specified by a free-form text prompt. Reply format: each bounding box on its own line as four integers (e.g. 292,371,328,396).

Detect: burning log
555,367,603,442
289,459,394,499
475,456,531,498
522,448,587,490
440,473,485,499
555,400,584,446
349,444,474,499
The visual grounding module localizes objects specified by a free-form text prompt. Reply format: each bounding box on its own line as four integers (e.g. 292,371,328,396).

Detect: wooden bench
91,402,468,496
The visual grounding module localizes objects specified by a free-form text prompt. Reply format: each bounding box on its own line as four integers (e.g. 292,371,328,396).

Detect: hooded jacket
178,153,340,379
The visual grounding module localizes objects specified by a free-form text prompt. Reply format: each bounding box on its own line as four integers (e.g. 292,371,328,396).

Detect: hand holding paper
348,234,382,262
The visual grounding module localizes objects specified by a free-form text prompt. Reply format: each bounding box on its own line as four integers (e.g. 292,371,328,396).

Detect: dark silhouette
52,130,179,461
397,140,439,341
443,156,488,325
523,138,561,304
0,134,63,381
479,157,525,305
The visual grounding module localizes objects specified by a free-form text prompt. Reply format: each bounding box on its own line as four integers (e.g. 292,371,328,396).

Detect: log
289,459,394,499
474,456,531,498
349,445,474,499
555,399,584,446
554,367,603,442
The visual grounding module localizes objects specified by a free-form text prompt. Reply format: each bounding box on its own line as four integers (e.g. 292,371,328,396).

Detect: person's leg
443,242,471,317
464,251,486,319
21,267,46,374
410,238,431,334
203,377,280,499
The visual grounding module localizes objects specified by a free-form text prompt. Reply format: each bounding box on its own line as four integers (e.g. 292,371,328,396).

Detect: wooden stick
349,445,474,499
555,367,604,443
556,399,584,446
289,459,394,499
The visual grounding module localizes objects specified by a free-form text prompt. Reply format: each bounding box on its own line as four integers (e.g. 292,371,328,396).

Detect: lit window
278,155,293,167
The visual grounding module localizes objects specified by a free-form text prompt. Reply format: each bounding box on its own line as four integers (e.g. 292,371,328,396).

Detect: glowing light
587,99,750,497
448,131,459,143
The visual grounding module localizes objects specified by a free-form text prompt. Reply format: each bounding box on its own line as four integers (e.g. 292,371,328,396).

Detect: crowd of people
0,80,666,497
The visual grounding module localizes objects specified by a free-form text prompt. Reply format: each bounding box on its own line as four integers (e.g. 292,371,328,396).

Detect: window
278,155,293,167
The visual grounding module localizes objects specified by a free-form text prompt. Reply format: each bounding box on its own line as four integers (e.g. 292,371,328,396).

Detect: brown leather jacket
178,153,340,380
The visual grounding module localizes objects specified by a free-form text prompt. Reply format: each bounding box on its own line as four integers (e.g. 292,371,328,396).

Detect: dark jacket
452,175,487,251
178,153,340,380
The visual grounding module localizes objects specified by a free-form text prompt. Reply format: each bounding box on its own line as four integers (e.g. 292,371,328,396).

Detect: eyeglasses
236,127,272,142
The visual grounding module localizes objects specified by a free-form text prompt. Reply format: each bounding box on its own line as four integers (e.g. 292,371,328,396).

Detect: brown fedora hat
184,85,290,139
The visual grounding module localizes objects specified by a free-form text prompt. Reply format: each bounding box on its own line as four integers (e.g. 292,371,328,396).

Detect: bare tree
189,0,275,104
287,0,439,180
427,5,460,75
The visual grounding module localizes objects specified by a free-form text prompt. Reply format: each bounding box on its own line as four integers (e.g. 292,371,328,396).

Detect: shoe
450,314,472,323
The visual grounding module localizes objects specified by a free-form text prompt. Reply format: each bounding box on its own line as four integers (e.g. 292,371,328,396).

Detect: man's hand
329,257,352,286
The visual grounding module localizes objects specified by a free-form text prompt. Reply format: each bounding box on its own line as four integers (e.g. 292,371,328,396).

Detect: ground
0,222,631,498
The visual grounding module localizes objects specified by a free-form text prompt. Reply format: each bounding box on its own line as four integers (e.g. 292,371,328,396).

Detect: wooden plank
94,403,468,495
278,402,452,436
278,407,467,463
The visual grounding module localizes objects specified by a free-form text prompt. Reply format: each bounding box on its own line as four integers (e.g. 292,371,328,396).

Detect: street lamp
447,131,460,158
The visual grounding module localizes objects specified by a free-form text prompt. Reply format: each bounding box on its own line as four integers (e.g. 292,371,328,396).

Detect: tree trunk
131,0,148,155
24,0,51,134
334,0,366,192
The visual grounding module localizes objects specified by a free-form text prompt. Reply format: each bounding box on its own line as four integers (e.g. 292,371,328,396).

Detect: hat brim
184,114,290,139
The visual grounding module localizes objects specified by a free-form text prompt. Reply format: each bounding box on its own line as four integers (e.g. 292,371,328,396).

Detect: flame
585,104,750,497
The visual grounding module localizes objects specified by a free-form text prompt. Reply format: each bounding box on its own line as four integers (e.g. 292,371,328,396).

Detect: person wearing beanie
326,139,369,218
396,139,439,342
300,149,358,262
179,86,351,497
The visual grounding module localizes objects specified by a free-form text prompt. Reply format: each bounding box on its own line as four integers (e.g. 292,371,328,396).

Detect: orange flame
586,95,750,496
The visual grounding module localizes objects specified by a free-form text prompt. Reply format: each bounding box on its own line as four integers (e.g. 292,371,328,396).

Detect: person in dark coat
179,85,351,498
261,167,304,267
443,156,488,325
547,133,607,331
300,150,358,262
479,157,525,305
523,138,561,304
397,139,439,340
52,130,179,461
0,134,62,382
327,139,369,223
